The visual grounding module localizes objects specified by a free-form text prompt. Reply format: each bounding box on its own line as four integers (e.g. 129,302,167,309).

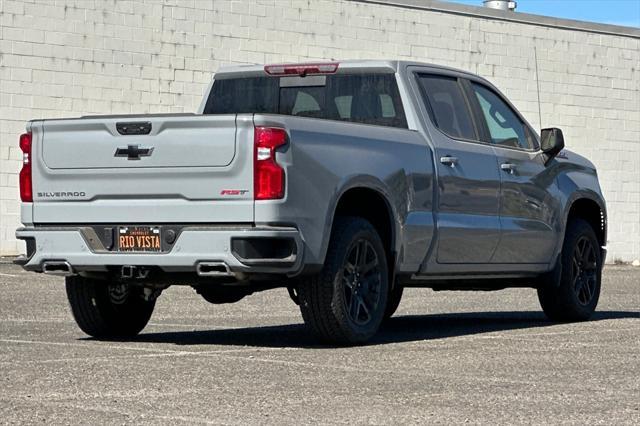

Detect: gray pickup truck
16,60,607,344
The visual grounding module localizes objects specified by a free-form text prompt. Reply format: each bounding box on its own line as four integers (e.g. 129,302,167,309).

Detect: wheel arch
324,179,400,283
566,197,607,248
558,193,607,264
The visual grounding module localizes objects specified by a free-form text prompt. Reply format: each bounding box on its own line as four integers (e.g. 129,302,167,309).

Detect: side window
417,74,477,140
472,83,533,150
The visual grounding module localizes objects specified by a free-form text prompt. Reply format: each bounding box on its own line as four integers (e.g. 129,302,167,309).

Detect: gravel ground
0,262,638,425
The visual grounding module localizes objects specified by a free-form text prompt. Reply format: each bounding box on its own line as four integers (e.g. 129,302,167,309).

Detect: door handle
500,163,517,174
440,156,458,167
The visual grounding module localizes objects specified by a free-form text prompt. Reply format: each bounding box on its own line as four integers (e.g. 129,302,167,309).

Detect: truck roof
214,59,481,80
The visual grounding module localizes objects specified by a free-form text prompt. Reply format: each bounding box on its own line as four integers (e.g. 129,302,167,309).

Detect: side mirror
540,127,565,163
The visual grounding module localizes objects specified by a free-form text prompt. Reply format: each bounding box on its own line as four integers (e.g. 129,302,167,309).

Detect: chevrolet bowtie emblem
114,144,154,160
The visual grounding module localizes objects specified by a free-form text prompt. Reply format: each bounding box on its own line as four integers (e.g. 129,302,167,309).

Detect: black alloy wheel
342,239,383,326
538,218,602,322
571,236,598,306
298,216,389,344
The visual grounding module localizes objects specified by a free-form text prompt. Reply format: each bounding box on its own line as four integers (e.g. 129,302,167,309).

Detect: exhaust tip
196,262,233,277
42,261,74,276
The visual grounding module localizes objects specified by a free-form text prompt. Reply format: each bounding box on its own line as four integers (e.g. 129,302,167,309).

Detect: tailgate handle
116,121,152,135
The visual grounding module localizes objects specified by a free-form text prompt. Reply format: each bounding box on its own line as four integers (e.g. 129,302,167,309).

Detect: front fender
550,155,607,264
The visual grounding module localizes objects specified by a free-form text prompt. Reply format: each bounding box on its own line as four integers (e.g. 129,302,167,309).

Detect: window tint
326,75,407,126
417,75,476,140
472,83,533,150
205,77,278,114
204,73,407,128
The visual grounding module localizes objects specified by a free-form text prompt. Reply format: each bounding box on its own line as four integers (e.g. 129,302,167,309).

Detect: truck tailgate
29,114,254,223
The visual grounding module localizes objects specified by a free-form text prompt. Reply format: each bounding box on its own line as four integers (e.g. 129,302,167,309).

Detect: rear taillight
19,132,32,202
254,127,286,200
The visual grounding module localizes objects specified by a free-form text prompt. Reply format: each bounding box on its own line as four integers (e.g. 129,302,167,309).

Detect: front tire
298,217,389,345
66,276,155,338
537,218,602,321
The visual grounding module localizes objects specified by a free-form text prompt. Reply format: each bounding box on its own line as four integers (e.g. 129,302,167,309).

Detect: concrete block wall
1,0,639,261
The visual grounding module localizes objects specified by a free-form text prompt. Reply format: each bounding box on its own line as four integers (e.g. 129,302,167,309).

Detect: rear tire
65,276,155,338
537,218,602,321
298,217,389,345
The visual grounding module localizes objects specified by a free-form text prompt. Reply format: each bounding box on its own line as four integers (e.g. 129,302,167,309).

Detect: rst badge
220,189,249,196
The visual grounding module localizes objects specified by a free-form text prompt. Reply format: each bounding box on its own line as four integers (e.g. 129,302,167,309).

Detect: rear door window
417,74,477,141
204,73,408,128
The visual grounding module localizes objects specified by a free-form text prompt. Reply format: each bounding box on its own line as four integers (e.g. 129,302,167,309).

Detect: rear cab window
204,73,408,129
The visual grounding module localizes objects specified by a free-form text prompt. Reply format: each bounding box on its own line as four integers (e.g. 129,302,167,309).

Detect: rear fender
322,176,400,267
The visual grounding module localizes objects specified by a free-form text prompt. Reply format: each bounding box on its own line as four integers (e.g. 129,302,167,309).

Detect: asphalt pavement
0,261,638,424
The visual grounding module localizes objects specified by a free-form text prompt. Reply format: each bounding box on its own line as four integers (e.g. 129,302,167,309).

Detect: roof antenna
533,45,543,130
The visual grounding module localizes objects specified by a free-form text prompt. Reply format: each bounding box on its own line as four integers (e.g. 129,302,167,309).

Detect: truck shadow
128,310,639,348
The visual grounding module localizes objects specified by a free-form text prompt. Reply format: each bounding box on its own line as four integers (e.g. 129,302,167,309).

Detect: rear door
31,114,255,223
414,73,501,265
467,81,557,263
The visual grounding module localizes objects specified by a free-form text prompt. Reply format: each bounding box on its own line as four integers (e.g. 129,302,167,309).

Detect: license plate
117,226,162,252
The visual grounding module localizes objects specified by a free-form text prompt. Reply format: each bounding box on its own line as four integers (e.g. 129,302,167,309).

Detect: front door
415,73,501,265
469,82,557,263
